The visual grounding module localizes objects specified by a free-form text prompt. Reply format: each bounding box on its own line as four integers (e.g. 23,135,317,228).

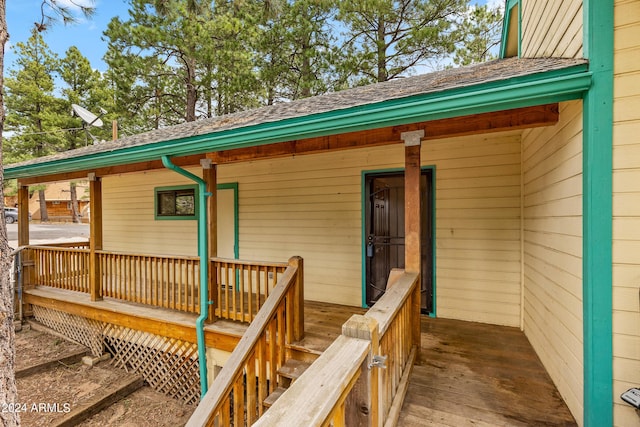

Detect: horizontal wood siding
521,0,583,58
522,100,583,425
102,169,199,256
613,1,640,425
218,133,522,323
424,133,522,326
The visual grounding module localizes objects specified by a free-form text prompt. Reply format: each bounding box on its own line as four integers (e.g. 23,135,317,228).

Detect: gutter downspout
161,155,211,398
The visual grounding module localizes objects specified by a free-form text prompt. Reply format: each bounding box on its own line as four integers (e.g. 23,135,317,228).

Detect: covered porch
6,57,594,425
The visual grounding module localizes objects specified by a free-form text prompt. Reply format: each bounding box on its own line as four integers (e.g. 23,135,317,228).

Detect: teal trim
360,166,436,316
161,156,211,399
583,0,614,425
5,65,591,180
426,165,436,318
154,184,199,220
500,0,521,58
217,182,239,259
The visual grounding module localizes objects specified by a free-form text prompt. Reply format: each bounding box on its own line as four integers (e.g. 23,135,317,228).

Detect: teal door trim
583,0,614,425
217,182,240,259
360,166,436,316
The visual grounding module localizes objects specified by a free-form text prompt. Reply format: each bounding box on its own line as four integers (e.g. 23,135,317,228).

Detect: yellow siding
521,0,583,58
522,100,584,425
425,133,523,326
216,133,523,322
102,170,199,256
613,1,640,425
101,135,522,320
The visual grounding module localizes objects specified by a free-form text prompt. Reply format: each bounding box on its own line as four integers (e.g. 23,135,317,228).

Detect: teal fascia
582,0,614,425
6,65,591,181
500,0,522,58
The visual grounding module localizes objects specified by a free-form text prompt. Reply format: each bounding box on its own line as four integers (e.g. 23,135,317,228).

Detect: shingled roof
5,56,588,177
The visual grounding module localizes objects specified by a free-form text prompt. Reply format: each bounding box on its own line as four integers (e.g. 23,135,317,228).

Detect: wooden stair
264,359,311,408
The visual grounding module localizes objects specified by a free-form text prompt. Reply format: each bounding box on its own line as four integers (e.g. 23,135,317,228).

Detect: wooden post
401,131,423,359
204,161,217,323
89,176,103,301
17,184,29,247
17,184,35,304
289,256,304,342
342,314,380,427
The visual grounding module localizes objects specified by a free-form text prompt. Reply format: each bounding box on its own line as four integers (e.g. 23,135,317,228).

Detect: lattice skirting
33,305,103,356
31,305,201,404
104,324,201,405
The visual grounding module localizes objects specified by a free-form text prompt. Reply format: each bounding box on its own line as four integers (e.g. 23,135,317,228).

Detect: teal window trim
500,0,522,58
217,182,240,259
154,184,199,220
360,165,436,317
582,0,614,425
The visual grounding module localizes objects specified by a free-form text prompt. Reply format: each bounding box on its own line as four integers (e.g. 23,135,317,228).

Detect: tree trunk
185,56,197,122
38,188,48,222
70,182,80,223
0,0,21,424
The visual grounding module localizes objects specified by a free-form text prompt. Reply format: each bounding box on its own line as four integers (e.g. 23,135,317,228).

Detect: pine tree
336,0,468,84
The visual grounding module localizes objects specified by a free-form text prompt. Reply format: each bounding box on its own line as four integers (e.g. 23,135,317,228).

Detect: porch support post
89,175,103,301
203,160,217,323
289,256,304,342
17,184,34,297
17,184,29,246
342,314,380,427
402,130,423,355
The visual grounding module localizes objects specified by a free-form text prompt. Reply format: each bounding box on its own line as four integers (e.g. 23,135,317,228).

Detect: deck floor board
398,317,577,426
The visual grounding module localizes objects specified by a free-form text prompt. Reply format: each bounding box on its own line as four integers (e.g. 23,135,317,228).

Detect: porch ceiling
6,57,589,184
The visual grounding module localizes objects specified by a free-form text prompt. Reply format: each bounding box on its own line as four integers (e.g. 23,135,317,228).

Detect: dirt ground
15,326,195,426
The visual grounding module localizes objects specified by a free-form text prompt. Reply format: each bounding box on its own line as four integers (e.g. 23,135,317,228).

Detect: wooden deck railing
99,251,201,313
210,257,288,322
24,245,297,321
186,256,304,427
30,246,91,293
255,270,420,427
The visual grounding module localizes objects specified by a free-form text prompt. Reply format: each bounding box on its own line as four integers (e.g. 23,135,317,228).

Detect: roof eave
5,63,591,181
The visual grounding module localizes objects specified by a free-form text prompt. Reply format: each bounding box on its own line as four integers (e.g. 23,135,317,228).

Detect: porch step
277,359,311,381
264,387,287,408
264,360,312,409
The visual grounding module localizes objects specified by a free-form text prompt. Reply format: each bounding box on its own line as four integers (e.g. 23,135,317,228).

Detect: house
4,0,635,425
3,182,90,222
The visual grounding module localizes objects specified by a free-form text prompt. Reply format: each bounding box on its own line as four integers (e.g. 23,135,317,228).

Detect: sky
5,0,130,72
5,0,504,74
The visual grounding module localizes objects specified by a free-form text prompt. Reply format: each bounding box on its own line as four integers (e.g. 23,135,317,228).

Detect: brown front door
365,170,433,313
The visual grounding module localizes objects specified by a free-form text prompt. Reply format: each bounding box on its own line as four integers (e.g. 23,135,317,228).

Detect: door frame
217,182,239,260
360,166,436,316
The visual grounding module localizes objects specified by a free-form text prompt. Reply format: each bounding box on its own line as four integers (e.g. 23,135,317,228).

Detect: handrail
186,256,303,427
255,271,420,427
253,335,371,426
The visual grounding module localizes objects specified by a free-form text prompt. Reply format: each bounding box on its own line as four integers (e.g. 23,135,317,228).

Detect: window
155,185,198,220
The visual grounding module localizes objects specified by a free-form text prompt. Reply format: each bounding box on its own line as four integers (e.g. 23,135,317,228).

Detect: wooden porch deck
22,286,364,355
399,317,577,426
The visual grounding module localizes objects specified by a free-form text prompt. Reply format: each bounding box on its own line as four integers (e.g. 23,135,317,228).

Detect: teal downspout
161,155,211,398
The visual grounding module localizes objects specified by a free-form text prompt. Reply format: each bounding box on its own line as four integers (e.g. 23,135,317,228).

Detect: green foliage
59,46,115,146
4,28,63,162
453,3,503,66
336,0,468,84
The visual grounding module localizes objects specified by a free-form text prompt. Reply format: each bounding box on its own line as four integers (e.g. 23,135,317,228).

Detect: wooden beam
204,163,218,323
17,185,30,246
89,178,103,301
403,136,422,273
23,291,241,351
208,104,559,164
